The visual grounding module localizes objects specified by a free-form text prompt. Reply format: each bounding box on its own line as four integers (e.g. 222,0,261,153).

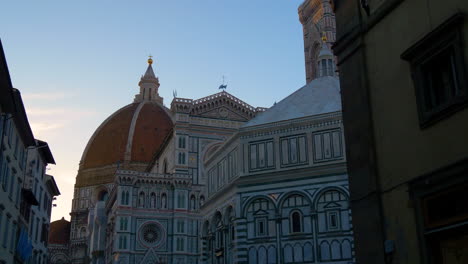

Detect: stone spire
134,56,164,104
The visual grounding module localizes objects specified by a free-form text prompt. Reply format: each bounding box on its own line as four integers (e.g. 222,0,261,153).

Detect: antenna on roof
218,75,227,90
173,90,178,98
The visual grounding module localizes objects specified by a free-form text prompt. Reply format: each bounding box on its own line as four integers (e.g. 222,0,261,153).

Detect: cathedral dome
75,60,173,187
75,101,173,187
49,217,71,244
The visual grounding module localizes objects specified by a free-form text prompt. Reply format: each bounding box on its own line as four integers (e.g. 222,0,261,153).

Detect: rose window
139,222,164,247
143,224,159,243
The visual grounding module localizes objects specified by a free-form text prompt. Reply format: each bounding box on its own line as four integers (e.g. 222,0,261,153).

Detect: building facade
71,45,352,264
200,71,353,264
57,1,356,263
0,39,60,264
333,0,468,263
68,58,266,264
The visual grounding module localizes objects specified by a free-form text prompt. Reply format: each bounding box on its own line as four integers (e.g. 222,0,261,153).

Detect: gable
196,106,249,121
171,91,266,122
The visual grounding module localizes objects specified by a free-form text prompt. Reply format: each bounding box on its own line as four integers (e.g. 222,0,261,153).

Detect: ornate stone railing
115,170,192,180
173,98,193,103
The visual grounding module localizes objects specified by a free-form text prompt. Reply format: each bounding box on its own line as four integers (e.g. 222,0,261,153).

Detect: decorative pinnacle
148,55,153,65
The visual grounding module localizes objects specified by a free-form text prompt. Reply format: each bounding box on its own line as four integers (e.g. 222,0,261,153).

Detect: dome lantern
135,56,163,104
317,34,336,78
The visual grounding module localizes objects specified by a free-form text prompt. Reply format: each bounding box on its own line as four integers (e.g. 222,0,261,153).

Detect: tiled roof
243,76,341,127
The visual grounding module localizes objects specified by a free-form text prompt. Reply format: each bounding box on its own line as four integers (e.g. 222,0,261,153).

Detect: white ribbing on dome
124,102,146,163
134,58,164,104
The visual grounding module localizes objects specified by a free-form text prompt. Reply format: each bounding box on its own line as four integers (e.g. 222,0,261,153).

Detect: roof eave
12,89,36,146
37,139,56,164
46,174,60,196
0,39,15,113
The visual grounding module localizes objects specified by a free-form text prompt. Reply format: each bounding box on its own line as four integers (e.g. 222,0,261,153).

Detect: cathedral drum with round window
138,221,166,248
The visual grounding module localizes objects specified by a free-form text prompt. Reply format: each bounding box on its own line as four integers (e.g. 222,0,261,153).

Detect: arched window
328,59,334,76
294,243,303,262
321,60,327,76
190,195,196,210
98,190,108,201
161,193,167,209
304,242,314,261
125,191,129,205
120,190,126,205
199,195,205,207
320,241,331,261
80,227,86,239
214,214,223,250
120,217,124,230
248,247,257,264
119,217,128,231
317,189,348,232
283,244,293,263
342,239,352,259
267,246,276,264
291,211,302,233
331,240,341,260
150,193,156,208
178,136,186,149
258,246,267,264
317,61,321,76
139,192,145,207
178,152,186,164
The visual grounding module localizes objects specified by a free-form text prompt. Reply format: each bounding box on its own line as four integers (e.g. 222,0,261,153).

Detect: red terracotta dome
49,217,71,244
75,101,173,187
74,62,173,187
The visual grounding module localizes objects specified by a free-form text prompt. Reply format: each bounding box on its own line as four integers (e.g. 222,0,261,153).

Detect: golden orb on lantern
321,33,327,42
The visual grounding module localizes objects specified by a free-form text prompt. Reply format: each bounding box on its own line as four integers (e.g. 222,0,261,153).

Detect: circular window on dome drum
138,222,165,248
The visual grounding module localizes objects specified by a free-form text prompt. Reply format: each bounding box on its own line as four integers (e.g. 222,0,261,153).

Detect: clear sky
1,0,306,221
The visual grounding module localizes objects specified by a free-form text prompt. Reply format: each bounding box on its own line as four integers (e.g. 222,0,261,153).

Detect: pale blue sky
1,0,306,221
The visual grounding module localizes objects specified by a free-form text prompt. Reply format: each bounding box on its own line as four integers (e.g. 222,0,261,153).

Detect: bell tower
298,0,337,83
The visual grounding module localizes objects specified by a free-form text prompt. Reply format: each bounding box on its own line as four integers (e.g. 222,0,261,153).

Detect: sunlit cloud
26,107,97,118
30,122,65,132
26,107,99,138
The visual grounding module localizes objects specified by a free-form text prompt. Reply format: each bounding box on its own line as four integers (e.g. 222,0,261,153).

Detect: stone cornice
240,111,342,138
116,170,192,187
204,162,347,206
